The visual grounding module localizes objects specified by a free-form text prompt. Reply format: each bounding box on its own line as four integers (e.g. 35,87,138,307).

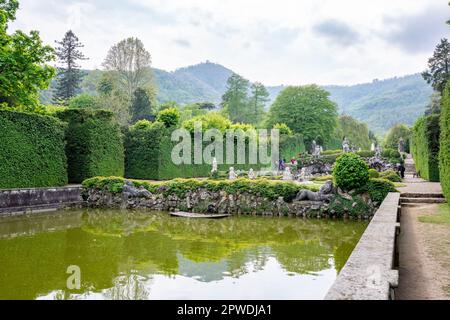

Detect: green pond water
0,209,367,300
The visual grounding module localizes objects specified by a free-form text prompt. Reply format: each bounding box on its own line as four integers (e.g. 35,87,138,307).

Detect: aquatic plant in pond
0,209,367,300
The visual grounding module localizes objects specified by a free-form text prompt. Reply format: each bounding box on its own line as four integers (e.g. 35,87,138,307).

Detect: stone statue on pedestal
211,157,218,173
311,140,317,155
342,137,350,153
248,168,256,180
229,167,237,180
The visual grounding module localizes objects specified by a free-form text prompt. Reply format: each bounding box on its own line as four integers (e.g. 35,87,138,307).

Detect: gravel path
397,204,450,300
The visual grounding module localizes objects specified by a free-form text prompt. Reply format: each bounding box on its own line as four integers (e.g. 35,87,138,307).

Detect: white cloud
9,0,449,85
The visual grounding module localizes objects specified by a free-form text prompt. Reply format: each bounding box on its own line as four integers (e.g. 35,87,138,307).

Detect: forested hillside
40,62,432,133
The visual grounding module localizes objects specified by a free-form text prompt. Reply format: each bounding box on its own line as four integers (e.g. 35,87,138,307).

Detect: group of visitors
278,158,298,172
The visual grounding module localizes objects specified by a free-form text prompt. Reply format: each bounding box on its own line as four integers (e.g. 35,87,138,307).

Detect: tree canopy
338,115,371,150
0,0,55,107
221,73,250,123
266,85,338,145
384,124,411,150
422,38,450,94
103,37,154,100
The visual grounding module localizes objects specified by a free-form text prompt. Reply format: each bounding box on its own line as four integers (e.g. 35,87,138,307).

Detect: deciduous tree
103,37,154,100
0,0,55,108
266,85,338,145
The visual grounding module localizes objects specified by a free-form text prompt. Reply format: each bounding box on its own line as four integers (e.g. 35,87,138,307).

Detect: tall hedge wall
56,109,124,183
125,121,305,180
411,115,440,182
0,110,68,188
440,83,450,201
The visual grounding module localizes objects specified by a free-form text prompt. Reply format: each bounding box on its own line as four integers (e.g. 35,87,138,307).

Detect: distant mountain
267,74,433,133
154,62,233,104
40,62,433,133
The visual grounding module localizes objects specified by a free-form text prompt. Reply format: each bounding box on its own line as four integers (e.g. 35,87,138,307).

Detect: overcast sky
10,0,450,86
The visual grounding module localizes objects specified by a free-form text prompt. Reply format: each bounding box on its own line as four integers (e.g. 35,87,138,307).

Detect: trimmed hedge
82,176,319,202
440,83,450,201
411,115,440,182
125,120,305,180
56,109,124,183
0,110,68,188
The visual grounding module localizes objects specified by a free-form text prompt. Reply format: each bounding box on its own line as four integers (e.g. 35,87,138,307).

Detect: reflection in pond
0,209,367,300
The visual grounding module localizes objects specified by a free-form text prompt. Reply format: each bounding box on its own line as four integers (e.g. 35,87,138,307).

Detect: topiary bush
0,109,68,188
333,153,369,191
56,108,124,183
440,83,450,201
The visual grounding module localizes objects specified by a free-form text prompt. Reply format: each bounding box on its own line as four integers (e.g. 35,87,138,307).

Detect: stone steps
401,193,445,199
400,197,446,204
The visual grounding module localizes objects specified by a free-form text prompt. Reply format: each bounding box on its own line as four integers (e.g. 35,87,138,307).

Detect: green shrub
322,149,342,155
333,153,369,191
382,148,401,159
384,124,411,152
68,93,97,109
369,169,380,178
0,109,67,188
273,123,293,136
183,112,232,132
411,115,440,182
312,175,333,182
328,194,372,218
56,108,124,183
440,83,450,201
356,150,375,158
83,176,319,202
156,108,180,127
380,169,402,182
357,178,397,204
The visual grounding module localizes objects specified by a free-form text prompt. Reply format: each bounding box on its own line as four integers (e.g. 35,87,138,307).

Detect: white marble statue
314,145,322,157
311,140,317,155
371,143,375,152
248,168,256,180
211,157,218,173
342,137,350,153
282,167,293,181
229,167,237,180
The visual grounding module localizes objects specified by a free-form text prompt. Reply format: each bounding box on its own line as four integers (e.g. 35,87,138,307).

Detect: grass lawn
419,204,450,227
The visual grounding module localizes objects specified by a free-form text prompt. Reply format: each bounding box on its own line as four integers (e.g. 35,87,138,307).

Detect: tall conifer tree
53,30,87,104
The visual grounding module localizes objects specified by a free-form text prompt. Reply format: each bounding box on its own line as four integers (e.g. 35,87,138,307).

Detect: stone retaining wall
325,192,400,300
0,186,84,216
84,187,331,218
